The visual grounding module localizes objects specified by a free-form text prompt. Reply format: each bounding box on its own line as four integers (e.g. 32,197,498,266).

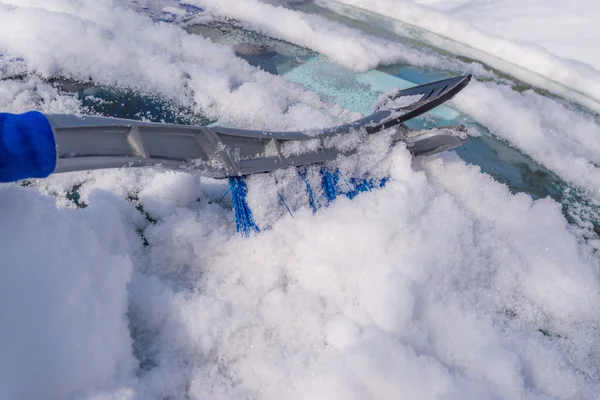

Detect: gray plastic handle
48,75,470,177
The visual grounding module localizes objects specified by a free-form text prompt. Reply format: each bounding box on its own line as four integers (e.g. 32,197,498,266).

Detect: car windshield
41,18,596,233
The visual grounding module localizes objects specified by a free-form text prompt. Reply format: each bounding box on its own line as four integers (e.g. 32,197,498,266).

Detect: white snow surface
412,0,600,71
324,0,600,113
180,0,483,74
1,1,600,399
0,187,137,400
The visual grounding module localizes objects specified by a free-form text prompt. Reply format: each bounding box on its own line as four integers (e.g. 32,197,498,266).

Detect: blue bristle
352,178,376,192
277,191,295,219
228,176,260,236
298,169,321,213
346,177,376,199
320,168,384,201
320,168,342,205
229,168,389,236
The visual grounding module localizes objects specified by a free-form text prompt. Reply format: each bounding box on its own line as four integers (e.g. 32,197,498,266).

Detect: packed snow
1,1,600,399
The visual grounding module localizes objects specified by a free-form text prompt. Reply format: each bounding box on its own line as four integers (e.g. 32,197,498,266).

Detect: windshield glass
36,18,599,234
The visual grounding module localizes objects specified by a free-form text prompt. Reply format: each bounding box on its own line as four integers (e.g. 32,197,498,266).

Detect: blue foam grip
0,111,56,182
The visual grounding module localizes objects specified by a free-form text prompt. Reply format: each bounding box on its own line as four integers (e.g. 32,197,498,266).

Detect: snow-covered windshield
1,1,600,400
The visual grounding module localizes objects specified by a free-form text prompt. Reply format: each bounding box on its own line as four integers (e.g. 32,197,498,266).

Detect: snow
321,0,600,113
0,0,346,131
182,0,464,73
0,186,137,400
375,91,423,111
413,0,600,71
29,151,600,400
1,0,600,399
453,79,600,193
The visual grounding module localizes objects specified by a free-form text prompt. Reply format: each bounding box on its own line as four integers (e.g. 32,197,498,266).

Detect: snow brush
0,74,471,234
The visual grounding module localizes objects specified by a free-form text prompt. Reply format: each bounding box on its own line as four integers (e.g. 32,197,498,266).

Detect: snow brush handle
0,111,57,182
0,75,472,183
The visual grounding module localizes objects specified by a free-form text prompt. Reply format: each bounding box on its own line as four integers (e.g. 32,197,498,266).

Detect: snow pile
31,146,600,400
453,79,600,193
0,0,348,131
412,0,600,71
182,0,411,71
180,0,489,75
0,75,82,115
0,186,138,400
